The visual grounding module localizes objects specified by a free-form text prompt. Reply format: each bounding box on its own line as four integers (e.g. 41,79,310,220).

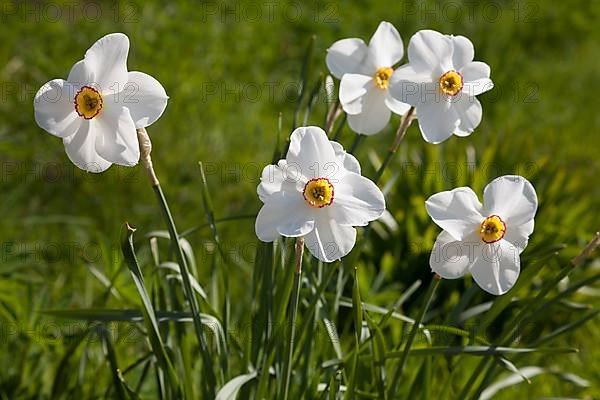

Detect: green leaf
336,297,414,324
365,312,386,400
480,367,590,400
121,224,181,397
385,346,578,357
352,267,363,344
97,326,128,400
387,276,440,398
43,308,226,353
159,261,208,300
51,327,92,399
215,371,258,400
145,230,200,278
530,310,599,347
322,317,343,360
292,35,316,131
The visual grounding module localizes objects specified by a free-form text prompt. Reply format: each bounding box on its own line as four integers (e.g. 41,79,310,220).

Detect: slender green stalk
387,275,440,398
282,237,305,400
348,134,365,155
331,113,347,141
343,107,417,269
291,263,339,364
137,128,216,397
374,106,415,183
324,100,342,134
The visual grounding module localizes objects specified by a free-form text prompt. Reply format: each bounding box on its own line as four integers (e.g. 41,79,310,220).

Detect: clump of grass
0,1,599,399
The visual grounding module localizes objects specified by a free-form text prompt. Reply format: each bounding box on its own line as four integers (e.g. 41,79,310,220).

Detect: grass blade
121,223,181,397
151,183,218,396
480,367,590,400
215,371,258,400
387,276,440,397
384,346,578,357
97,326,127,400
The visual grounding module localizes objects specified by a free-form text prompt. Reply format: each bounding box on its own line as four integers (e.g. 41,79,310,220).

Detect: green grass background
0,0,599,398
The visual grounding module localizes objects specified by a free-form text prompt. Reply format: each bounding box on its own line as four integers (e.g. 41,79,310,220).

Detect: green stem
282,237,305,400
325,100,342,134
344,107,416,267
374,106,415,184
387,275,440,398
137,128,216,398
349,134,365,155
331,113,347,141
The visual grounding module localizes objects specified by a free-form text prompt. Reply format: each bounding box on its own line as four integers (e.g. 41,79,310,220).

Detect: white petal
94,104,139,166
368,21,404,68
258,160,287,202
384,91,411,115
257,160,301,202
84,33,130,92
483,175,538,226
287,126,338,179
453,95,482,137
67,60,92,85
304,218,356,262
462,80,493,97
326,38,371,79
330,141,361,174
504,219,534,254
461,62,493,96
430,231,479,279
63,121,112,173
34,79,81,138
277,205,315,237
451,35,474,70
408,30,453,74
470,240,520,295
255,204,280,242
389,64,435,106
416,99,459,144
425,187,483,240
255,191,315,241
339,73,373,114
117,71,169,128
330,172,386,226
346,87,391,135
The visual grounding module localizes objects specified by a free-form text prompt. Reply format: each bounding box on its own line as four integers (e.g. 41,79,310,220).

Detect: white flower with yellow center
326,21,411,135
255,126,386,262
389,30,493,144
426,175,537,295
34,33,168,172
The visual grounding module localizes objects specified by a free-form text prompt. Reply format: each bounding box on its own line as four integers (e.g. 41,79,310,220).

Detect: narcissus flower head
34,33,169,172
389,30,493,144
255,126,386,262
326,21,411,135
425,175,537,295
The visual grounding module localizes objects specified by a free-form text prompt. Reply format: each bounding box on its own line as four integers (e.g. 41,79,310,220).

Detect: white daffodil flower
326,21,411,135
425,175,537,295
34,33,168,173
255,126,386,262
389,30,493,144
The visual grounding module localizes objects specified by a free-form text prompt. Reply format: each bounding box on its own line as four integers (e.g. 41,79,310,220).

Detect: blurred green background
0,0,599,398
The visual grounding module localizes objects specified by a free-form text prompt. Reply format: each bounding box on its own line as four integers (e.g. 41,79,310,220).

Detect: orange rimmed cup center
303,177,334,208
479,215,506,244
74,86,103,119
438,70,463,96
